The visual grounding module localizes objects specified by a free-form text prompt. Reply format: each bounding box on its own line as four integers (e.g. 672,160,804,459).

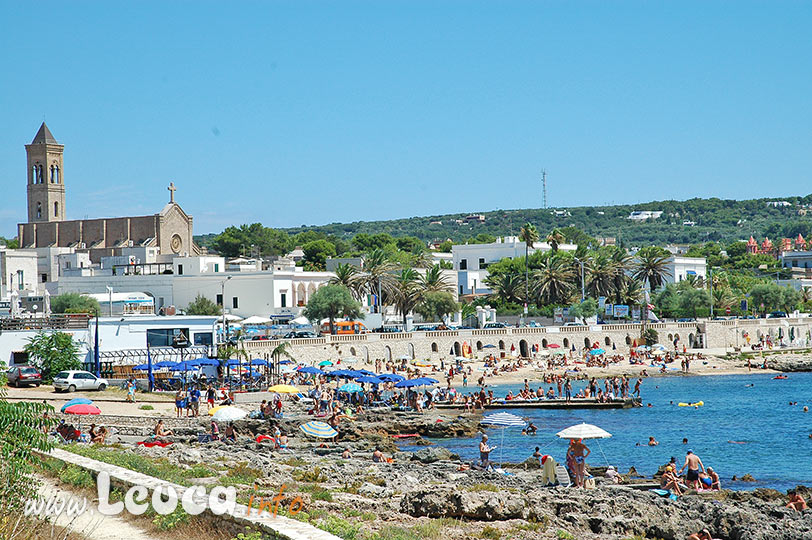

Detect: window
146,328,190,347
36,202,42,219
41,273,47,283
177,264,183,275
459,285,463,295
793,260,799,268
478,258,485,268
194,332,213,346
216,294,223,306
54,165,59,183
214,263,219,272
16,270,23,290
232,297,238,309
54,202,59,217
31,165,37,184
50,165,55,183
459,259,467,270
280,293,287,308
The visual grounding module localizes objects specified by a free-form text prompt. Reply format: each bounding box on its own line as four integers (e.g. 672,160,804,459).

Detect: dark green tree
24,332,81,383
302,239,337,269
51,292,100,314
415,291,458,322
302,285,363,335
185,294,222,316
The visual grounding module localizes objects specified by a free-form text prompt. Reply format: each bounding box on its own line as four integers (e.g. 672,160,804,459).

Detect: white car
53,370,109,392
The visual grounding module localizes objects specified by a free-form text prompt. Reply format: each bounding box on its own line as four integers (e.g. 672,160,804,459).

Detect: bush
152,506,188,530
24,332,80,383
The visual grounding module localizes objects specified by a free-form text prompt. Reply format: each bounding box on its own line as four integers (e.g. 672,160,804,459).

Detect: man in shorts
678,450,705,490
189,385,201,417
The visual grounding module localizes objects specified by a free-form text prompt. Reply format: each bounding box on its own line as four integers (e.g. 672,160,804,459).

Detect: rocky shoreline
78,403,811,540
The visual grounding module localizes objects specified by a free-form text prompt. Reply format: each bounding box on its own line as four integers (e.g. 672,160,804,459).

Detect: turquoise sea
405,373,812,492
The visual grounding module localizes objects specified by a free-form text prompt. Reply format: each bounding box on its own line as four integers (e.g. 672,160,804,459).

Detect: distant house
766,201,792,208
429,220,443,225
628,210,663,221
464,214,485,223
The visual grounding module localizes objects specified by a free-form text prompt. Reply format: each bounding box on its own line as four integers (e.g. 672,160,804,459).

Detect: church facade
17,123,199,262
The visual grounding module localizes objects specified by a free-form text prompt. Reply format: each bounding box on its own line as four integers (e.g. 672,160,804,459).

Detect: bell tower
26,122,66,222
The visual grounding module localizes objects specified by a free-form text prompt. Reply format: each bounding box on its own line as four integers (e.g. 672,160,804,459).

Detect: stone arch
363,346,369,362
519,339,529,358
408,343,415,359
384,346,392,362
688,333,695,347
584,337,591,349
54,201,59,218
431,342,438,353
542,338,548,348
625,335,632,345
350,347,356,357
675,333,680,343
604,336,611,346
667,333,673,342
36,202,42,219
563,338,570,349
297,283,306,306
476,340,483,351
453,342,461,357
498,340,505,350
307,283,317,300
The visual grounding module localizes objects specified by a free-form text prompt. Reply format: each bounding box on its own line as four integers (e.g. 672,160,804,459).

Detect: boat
434,397,641,410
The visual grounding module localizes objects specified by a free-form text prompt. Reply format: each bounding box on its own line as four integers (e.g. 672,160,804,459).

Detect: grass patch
316,515,362,540
337,481,362,494
478,526,501,539
58,464,94,488
151,506,189,530
292,466,327,483
466,483,500,492
341,508,377,521
281,456,307,467
222,462,263,486
556,530,575,540
138,404,154,410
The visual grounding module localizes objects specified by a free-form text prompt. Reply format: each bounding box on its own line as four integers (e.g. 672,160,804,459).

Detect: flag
147,343,154,392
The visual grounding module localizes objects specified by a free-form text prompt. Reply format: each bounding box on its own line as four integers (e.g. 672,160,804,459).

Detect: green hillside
197,194,812,249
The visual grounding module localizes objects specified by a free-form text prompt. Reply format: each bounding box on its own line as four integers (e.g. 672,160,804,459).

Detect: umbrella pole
596,439,610,468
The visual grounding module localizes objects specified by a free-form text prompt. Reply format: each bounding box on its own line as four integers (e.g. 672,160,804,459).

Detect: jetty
434,397,641,410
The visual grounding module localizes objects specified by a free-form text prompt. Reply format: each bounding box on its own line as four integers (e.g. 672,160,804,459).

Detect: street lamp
221,276,232,345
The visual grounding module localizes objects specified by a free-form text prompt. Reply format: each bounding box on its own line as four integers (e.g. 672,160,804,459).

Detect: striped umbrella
61,398,93,412
299,421,338,439
338,383,363,393
212,406,247,422
480,412,527,467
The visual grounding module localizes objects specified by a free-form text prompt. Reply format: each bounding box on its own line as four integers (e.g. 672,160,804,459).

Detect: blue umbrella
338,383,363,393
279,359,293,365
394,379,422,388
171,360,201,371
590,348,606,356
195,358,219,366
480,412,527,466
328,369,360,378
154,361,179,369
356,369,376,376
378,373,405,382
298,366,324,375
414,377,439,385
482,344,496,348
355,376,383,384
225,359,241,367
250,358,269,366
132,364,149,371
61,398,93,412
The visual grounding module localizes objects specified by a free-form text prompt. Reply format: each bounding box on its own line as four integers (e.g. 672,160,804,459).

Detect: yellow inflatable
677,401,704,407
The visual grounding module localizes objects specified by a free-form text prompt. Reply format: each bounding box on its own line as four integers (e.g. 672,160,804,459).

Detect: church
17,123,199,262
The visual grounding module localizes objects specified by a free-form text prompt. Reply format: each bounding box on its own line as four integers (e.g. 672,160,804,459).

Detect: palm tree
329,263,363,299
586,254,617,298
269,341,295,384
393,268,421,327
610,248,634,303
518,223,539,306
460,302,477,328
418,264,454,294
633,248,673,293
712,287,737,314
359,249,398,311
485,271,523,304
531,257,575,305
546,228,565,253
618,278,644,306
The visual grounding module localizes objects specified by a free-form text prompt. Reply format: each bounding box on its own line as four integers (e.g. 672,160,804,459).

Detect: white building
628,210,663,221
452,236,577,296
663,256,707,285
0,248,39,299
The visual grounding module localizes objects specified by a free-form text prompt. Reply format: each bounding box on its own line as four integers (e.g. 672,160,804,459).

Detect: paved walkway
48,448,341,540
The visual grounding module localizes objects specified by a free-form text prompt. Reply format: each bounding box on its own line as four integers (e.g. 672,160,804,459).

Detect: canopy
356,369,376,376
154,361,179,369
64,404,101,415
413,377,439,385
482,344,496,348
378,373,405,382
299,421,338,439
328,369,361,378
212,406,247,422
171,360,201,371
193,358,219,366
297,366,324,375
556,422,612,440
481,412,526,427
267,384,299,394
241,316,273,325
225,359,242,367
132,364,149,371
338,383,363,393
355,376,382,385
278,359,293,365
394,378,436,388
221,313,243,322
61,398,92,412
547,344,561,349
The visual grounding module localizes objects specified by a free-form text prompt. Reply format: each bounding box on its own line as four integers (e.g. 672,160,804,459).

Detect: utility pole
709,268,714,318
541,169,548,209
574,257,585,301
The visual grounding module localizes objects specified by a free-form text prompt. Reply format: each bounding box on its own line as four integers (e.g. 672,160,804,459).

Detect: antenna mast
541,169,548,209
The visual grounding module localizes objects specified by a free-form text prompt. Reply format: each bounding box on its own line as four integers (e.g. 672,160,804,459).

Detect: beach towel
137,440,172,448
256,435,275,443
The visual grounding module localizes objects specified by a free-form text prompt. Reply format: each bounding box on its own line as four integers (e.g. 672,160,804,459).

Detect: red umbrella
64,404,101,415
548,344,561,349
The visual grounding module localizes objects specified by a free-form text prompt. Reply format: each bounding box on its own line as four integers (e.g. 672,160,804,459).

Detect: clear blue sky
2,1,811,236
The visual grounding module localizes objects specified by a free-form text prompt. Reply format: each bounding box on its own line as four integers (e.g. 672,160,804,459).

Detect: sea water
407,372,812,492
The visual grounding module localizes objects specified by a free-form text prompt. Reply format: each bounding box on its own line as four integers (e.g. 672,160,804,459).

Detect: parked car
562,322,586,327
767,311,787,318
6,365,41,387
677,317,696,322
53,370,109,392
283,331,317,338
483,322,507,329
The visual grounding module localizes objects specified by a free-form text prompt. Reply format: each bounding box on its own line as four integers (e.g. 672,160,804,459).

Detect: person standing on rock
567,438,590,488
678,450,705,490
479,434,494,470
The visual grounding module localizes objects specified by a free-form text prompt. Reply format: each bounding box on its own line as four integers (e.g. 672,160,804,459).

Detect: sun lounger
555,464,572,487
295,393,315,404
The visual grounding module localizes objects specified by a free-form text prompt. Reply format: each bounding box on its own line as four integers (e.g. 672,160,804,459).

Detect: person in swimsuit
678,450,705,490
479,434,494,470
567,438,590,488
786,490,808,511
154,420,173,439
686,529,712,540
175,389,185,418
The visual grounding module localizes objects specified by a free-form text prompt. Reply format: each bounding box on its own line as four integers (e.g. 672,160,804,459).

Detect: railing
599,324,641,331
471,328,509,336
328,334,368,343
512,327,547,334
380,332,412,340
0,314,91,331
426,330,459,338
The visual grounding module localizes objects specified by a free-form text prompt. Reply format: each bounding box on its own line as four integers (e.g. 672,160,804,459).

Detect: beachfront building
662,256,707,286
452,236,577,296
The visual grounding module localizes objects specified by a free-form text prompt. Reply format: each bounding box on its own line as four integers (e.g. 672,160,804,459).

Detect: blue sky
1,1,811,236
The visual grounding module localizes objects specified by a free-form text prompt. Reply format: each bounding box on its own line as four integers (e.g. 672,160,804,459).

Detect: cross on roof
168,182,176,203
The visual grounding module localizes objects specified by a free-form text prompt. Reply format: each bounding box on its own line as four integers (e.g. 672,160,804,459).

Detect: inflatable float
773,375,788,380
677,401,704,407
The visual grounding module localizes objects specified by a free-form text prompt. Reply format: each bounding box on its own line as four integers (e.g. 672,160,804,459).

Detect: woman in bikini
567,438,591,488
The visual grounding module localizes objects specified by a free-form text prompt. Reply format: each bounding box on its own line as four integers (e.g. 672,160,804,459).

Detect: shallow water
404,372,812,492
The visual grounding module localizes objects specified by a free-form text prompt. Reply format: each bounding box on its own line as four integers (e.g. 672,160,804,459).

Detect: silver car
53,370,109,392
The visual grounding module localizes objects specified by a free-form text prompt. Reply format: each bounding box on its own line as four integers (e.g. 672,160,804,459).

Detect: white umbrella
291,315,310,325
241,316,273,325
222,313,243,322
212,406,247,422
481,413,527,467
556,422,612,440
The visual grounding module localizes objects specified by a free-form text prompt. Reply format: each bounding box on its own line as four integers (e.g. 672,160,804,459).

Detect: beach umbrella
356,376,383,384
480,413,526,467
61,398,93,412
482,344,496,348
208,405,227,416
378,373,405,382
279,359,293,365
318,360,334,367
132,364,149,371
548,344,561,349
171,360,201,371
555,422,612,440
154,361,179,369
356,369,376,376
64,404,101,415
268,384,300,394
194,358,220,366
338,383,363,393
589,348,605,356
297,366,324,375
339,357,359,364
397,355,411,361
250,358,269,366
454,356,469,363
651,344,666,351
225,359,241,367
652,350,666,356
412,377,439,385
394,379,422,388
299,421,338,439
212,406,247,422
635,345,651,352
